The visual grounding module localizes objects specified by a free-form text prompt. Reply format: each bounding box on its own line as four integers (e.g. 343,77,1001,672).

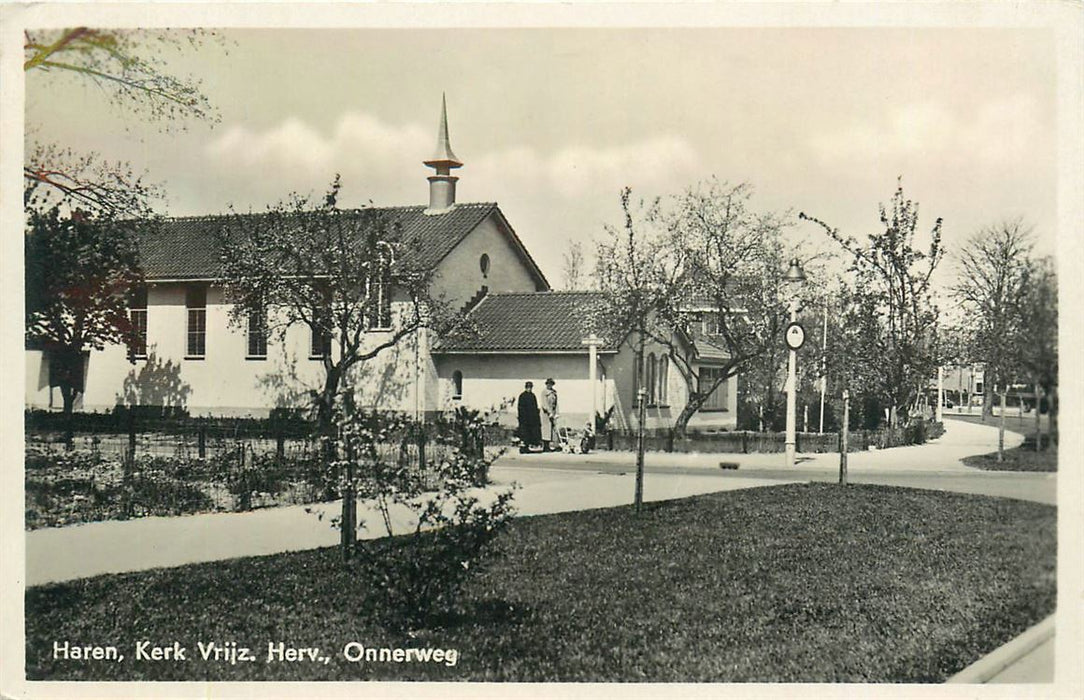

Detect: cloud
204,111,704,208
808,95,1041,169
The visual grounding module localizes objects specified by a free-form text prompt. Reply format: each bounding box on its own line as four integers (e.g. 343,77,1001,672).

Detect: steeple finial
423,94,462,214
425,93,463,169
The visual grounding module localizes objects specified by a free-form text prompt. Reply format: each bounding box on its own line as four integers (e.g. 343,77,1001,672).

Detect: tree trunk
997,389,1006,462
1034,383,1042,452
1049,386,1058,450
672,393,701,437
60,385,76,451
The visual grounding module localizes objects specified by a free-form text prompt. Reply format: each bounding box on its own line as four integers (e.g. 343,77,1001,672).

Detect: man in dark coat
517,381,542,453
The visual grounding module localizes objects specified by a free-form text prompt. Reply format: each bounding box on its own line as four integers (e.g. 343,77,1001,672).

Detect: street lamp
783,258,807,467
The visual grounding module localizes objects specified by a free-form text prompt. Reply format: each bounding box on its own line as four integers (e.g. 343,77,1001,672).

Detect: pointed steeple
425,93,463,169
424,94,462,214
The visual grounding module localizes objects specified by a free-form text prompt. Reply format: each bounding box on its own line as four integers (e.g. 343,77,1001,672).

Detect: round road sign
785,322,806,350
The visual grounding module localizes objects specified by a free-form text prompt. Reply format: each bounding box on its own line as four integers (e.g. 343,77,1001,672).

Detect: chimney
423,93,463,214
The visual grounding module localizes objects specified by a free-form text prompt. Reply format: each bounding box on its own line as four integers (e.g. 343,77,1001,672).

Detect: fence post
839,390,849,485
276,428,285,463
198,421,206,459
127,410,136,458
417,427,427,472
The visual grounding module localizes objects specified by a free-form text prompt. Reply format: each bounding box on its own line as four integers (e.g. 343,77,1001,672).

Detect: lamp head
785,258,807,285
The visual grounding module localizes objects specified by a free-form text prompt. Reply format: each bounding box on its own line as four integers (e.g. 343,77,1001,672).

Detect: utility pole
634,331,646,514
819,303,827,433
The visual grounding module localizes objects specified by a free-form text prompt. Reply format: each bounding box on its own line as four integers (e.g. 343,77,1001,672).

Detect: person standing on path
516,381,542,453
541,378,559,452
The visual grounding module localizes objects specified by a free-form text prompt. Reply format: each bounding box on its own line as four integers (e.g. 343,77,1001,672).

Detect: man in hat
516,381,542,453
541,378,559,452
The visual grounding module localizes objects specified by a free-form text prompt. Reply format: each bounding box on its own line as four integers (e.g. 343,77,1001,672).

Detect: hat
525,381,533,388
545,378,555,386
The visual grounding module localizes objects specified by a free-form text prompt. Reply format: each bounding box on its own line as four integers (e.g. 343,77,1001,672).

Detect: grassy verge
962,444,1058,472
26,483,1055,682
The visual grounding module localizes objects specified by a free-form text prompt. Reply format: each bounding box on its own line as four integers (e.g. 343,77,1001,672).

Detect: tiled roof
136,202,505,280
434,291,619,353
693,338,732,363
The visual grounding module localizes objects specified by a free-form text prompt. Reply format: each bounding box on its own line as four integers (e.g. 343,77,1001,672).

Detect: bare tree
801,181,944,428
561,240,587,290
595,180,796,437
952,220,1033,422
216,177,445,434
1018,256,1058,450
25,28,222,215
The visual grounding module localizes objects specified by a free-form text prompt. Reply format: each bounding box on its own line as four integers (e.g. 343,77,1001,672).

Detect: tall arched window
646,353,657,405
366,248,393,330
657,355,669,404
452,370,463,401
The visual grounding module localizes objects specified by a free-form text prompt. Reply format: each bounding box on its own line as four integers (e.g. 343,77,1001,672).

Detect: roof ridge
486,290,604,297
162,201,499,222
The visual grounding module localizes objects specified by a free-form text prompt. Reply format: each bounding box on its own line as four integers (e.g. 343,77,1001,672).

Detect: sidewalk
24,463,792,586
24,417,1033,586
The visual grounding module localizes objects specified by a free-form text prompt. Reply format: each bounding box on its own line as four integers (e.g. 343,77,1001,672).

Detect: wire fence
24,412,483,531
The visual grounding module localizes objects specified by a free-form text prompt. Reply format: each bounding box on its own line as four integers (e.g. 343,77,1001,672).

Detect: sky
24,25,1060,289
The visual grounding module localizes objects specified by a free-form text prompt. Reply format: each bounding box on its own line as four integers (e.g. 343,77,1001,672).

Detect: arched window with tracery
657,355,669,405
646,353,657,405
366,245,393,330
452,370,463,401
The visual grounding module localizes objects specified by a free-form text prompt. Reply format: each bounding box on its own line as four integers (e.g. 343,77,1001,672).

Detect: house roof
434,291,619,354
693,338,732,363
136,202,547,285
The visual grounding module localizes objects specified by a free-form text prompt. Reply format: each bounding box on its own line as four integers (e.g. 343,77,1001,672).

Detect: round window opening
480,253,490,278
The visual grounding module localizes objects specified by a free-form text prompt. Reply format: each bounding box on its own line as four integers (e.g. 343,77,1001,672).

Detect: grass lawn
962,444,1058,473
945,415,1058,472
26,483,1055,683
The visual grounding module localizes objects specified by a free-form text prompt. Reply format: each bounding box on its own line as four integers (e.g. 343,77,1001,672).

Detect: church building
24,100,738,432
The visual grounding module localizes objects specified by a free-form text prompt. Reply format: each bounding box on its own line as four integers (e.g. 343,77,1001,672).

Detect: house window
185,285,207,359
128,286,147,359
247,303,267,359
479,253,490,278
366,254,393,330
452,370,463,400
657,355,669,405
699,367,729,411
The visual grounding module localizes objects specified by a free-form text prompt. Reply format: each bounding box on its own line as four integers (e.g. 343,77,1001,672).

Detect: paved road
498,417,1055,505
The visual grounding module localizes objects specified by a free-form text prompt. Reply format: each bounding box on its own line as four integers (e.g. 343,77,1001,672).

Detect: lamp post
783,258,807,468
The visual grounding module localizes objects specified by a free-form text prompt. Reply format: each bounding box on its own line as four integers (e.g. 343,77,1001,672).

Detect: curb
946,614,1055,683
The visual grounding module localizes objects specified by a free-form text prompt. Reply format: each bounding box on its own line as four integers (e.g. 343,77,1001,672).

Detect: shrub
332,405,518,630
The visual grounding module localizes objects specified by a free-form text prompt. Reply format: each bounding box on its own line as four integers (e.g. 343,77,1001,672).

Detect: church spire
424,94,462,214
425,93,462,168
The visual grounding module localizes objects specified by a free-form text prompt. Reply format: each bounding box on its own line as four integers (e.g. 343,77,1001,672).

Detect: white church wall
433,354,612,430
25,282,428,417
430,212,543,310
